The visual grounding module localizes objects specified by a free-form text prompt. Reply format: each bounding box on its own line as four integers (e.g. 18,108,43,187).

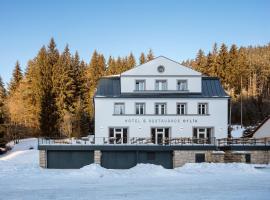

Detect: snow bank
177,163,261,174
78,162,264,179
80,163,177,178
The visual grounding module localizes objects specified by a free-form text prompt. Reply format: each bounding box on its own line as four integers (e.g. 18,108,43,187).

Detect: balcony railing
38,137,216,146
218,137,270,146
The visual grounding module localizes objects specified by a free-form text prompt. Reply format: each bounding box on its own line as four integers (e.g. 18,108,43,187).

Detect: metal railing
218,137,270,146
38,137,216,146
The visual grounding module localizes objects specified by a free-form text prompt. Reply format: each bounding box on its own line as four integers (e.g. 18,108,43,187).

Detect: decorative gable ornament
157,65,165,73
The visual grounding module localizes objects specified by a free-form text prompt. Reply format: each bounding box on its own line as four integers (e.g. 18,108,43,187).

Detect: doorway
109,128,128,144
193,127,213,144
151,128,170,144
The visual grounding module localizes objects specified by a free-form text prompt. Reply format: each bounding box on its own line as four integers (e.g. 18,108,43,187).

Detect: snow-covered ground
0,139,270,200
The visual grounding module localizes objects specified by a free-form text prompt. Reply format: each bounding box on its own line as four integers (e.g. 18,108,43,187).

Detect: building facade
94,56,229,144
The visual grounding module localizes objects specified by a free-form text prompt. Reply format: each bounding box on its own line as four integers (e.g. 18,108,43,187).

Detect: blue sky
0,0,269,85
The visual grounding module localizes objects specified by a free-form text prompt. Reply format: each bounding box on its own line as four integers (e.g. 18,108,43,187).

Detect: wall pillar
39,150,47,168
94,150,102,164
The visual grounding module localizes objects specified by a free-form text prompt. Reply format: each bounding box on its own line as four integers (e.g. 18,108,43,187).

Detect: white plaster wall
120,76,202,93
94,98,228,144
253,119,270,138
121,56,201,76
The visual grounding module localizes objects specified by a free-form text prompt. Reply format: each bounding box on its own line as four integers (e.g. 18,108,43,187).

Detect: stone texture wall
39,150,46,168
224,151,246,163
208,152,225,163
248,151,270,164
173,150,212,168
94,150,102,164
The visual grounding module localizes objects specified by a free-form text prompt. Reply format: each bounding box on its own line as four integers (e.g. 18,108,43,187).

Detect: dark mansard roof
94,76,229,98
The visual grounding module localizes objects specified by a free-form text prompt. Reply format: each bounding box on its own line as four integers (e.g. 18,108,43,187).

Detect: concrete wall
95,98,228,143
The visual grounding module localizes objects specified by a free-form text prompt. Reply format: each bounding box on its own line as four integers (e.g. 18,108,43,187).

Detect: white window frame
135,80,145,91
155,103,167,115
177,80,188,91
114,103,125,115
198,103,208,115
109,127,128,144
177,103,187,115
155,80,167,91
135,103,145,115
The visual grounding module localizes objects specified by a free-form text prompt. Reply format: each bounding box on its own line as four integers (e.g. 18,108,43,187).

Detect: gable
121,56,201,76
253,117,270,138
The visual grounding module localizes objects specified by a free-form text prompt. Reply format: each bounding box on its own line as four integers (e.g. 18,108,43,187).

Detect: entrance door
109,128,128,144
193,127,213,144
151,128,170,144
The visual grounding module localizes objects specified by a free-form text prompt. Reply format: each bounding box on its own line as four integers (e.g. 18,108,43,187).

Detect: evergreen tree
8,61,23,94
86,51,106,119
139,53,146,64
106,56,117,75
146,49,154,61
127,53,136,69
55,45,76,115
0,76,6,124
227,44,239,93
205,52,216,76
216,43,229,86
37,46,59,137
194,49,207,73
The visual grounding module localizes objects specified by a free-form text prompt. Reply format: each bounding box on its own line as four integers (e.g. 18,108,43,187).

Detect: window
155,103,166,115
155,80,167,90
109,128,128,144
114,103,125,115
135,80,145,91
193,127,212,144
135,103,145,115
177,103,187,115
151,128,170,144
198,103,208,115
157,65,165,73
177,80,188,91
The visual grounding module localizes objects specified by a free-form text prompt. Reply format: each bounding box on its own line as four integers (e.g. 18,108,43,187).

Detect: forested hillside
0,39,154,140
0,39,269,140
182,43,270,125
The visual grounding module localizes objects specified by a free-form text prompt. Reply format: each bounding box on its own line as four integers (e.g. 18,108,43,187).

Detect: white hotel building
94,56,230,144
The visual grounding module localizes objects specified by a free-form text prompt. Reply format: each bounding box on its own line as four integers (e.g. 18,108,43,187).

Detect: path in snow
0,138,270,200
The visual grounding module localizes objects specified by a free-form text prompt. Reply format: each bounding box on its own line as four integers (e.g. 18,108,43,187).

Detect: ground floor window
193,127,213,143
195,153,205,163
151,127,170,144
109,128,128,144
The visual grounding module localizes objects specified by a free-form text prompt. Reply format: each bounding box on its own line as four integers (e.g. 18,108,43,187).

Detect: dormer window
155,80,167,91
135,80,145,91
177,80,188,91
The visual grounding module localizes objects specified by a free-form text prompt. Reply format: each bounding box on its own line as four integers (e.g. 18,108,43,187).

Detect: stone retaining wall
173,150,212,167
173,150,270,168
248,151,270,164
39,150,46,168
94,150,102,164
224,151,246,163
